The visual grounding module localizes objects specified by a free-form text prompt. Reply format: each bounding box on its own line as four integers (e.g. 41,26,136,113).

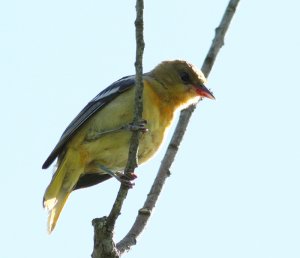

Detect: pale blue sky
1,0,300,257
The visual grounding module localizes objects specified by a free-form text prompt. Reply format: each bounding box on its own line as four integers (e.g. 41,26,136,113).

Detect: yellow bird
42,60,214,233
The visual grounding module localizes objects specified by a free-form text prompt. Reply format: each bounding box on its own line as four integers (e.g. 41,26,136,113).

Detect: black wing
73,173,112,190
42,75,135,169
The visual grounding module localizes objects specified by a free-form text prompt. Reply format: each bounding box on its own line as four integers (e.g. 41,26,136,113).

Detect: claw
120,179,135,188
96,164,138,188
116,172,137,188
121,172,138,181
127,120,148,133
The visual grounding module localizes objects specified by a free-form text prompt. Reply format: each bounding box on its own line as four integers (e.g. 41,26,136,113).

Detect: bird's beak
195,84,215,100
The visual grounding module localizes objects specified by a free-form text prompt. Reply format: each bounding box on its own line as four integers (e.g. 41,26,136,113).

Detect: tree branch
202,0,240,77
106,0,145,231
116,0,241,254
91,0,145,257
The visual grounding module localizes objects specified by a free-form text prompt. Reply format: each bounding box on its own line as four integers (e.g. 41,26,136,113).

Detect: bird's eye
180,71,190,84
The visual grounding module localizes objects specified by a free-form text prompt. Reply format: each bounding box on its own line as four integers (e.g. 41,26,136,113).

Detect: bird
42,60,214,233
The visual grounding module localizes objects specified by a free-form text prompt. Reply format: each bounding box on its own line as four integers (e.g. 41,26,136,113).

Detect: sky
1,0,300,257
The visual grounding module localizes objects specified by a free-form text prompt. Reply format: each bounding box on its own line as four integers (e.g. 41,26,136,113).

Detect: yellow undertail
43,148,83,233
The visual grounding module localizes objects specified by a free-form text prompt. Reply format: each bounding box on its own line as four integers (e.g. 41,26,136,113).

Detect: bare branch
116,0,241,254
202,0,240,77
106,0,145,229
117,106,196,253
91,0,145,257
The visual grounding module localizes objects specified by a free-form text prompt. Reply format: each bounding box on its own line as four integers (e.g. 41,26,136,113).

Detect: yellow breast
67,81,174,174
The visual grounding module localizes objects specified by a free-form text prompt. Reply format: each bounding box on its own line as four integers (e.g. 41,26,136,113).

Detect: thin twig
202,0,240,77
91,0,144,257
117,106,196,253
106,0,145,231
117,0,240,254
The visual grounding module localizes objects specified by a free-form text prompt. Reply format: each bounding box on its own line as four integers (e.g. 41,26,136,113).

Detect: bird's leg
85,119,148,142
96,163,137,188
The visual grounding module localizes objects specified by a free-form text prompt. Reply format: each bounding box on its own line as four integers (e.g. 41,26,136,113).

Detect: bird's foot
126,119,148,133
116,171,137,188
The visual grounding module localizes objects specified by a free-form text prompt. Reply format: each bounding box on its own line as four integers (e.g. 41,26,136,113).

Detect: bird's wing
42,75,135,169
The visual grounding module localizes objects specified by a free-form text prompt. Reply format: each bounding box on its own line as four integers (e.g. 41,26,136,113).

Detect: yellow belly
66,81,174,175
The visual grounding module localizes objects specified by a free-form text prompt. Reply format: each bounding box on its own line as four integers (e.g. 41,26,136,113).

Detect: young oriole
43,60,214,233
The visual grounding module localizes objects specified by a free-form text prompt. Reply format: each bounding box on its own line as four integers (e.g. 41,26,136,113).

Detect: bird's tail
43,149,83,233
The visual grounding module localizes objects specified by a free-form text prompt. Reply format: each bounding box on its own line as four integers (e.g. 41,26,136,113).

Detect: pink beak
195,84,215,99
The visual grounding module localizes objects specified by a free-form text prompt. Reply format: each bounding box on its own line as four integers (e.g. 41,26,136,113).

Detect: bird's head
149,60,215,104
